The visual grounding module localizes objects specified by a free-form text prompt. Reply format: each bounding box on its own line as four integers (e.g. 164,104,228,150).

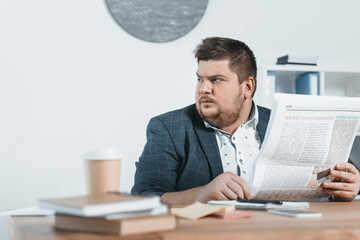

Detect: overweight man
131,37,360,204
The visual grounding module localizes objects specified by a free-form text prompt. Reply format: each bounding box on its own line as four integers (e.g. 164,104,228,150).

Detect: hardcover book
39,192,162,217
54,213,177,236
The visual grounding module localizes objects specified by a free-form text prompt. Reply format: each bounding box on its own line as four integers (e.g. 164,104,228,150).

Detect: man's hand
161,171,251,205
321,163,360,201
197,172,251,202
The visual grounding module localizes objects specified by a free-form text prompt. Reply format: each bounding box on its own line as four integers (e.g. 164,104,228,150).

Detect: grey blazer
131,104,271,196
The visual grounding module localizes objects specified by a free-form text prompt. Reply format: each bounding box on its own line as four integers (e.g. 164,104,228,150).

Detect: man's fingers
322,188,355,202
214,191,233,201
322,181,354,192
334,163,359,175
222,184,243,200
212,172,250,200
330,170,355,183
225,181,245,200
229,175,251,199
322,164,360,202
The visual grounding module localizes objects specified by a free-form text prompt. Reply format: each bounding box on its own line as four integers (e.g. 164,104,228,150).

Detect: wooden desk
8,202,360,240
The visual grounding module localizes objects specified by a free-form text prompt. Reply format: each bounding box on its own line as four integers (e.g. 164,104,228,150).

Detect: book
268,209,322,218
276,55,318,66
295,72,319,95
39,192,162,217
105,203,168,220
54,213,177,236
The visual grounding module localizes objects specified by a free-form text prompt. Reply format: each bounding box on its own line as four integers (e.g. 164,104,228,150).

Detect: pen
237,199,283,205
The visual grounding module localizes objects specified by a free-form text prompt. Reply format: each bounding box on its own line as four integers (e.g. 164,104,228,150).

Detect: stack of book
39,192,177,236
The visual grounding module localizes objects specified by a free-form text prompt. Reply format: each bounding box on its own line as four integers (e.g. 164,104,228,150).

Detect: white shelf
256,65,360,109
256,65,360,166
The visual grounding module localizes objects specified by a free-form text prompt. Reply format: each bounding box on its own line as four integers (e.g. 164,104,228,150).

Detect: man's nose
199,79,212,94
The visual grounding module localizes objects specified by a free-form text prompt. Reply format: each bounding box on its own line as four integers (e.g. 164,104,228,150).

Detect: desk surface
8,202,360,240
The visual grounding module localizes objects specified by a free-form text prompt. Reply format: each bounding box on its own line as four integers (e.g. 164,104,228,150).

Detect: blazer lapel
190,105,271,178
257,106,271,143
192,107,223,178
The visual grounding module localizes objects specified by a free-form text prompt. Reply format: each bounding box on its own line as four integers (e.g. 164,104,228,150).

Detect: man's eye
212,78,222,82
197,78,203,82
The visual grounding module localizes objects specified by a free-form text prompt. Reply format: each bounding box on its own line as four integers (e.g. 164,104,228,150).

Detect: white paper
251,93,360,201
0,206,54,216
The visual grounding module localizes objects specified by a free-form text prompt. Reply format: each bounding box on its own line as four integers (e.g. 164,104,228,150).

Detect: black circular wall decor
105,0,208,43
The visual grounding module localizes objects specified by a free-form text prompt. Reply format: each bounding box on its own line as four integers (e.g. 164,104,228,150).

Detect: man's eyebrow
196,73,226,79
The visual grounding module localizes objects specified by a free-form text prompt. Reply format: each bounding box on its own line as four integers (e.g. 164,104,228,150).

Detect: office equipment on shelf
295,72,319,95
54,213,177,236
276,55,319,66
38,192,162,217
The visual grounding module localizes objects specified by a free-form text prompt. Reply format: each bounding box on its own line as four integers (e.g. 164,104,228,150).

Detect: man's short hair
194,37,257,95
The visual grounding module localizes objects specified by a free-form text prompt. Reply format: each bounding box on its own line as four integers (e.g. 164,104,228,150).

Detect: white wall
1,0,359,231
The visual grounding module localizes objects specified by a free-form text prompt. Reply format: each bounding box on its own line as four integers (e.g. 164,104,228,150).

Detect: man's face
195,59,247,131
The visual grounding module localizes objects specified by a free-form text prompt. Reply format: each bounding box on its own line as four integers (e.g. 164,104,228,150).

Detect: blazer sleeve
131,116,180,196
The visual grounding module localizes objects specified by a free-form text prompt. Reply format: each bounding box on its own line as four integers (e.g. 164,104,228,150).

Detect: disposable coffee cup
83,148,121,194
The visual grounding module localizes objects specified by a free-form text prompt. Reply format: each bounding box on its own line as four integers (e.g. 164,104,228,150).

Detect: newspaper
251,93,360,201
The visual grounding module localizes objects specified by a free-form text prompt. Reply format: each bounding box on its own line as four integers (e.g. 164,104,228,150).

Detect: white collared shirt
204,103,262,185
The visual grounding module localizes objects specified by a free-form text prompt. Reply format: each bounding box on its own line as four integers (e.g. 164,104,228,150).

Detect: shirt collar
204,101,259,132
248,101,259,129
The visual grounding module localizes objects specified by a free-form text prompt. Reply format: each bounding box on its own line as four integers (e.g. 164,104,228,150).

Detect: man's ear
243,77,255,99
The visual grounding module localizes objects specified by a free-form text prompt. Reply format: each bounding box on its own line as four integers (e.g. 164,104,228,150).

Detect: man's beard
196,100,242,130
